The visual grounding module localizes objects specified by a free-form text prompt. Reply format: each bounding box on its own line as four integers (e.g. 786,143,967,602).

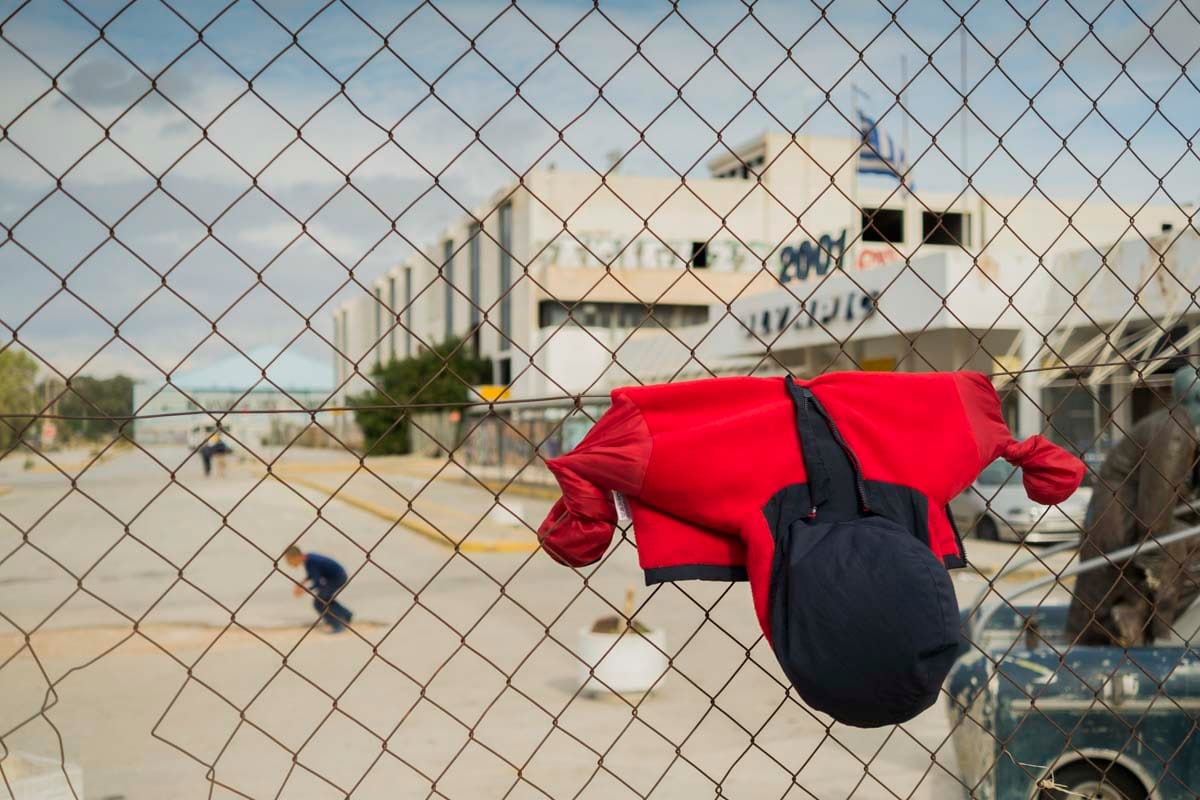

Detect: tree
55,375,134,441
0,349,38,451
350,338,491,455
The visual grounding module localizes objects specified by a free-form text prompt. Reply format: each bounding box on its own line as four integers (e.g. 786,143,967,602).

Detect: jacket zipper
804,388,870,514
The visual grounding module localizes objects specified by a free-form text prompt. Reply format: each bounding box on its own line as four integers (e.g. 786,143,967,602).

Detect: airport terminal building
332,131,1194,466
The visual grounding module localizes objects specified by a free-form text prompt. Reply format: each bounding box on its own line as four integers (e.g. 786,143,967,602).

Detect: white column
1015,325,1041,440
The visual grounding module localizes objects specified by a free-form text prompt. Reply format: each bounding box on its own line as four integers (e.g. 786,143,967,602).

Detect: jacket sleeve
537,393,649,567
627,378,804,535
538,377,800,570
952,371,1085,504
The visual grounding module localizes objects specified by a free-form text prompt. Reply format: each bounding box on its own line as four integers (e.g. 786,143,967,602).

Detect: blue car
946,601,1200,799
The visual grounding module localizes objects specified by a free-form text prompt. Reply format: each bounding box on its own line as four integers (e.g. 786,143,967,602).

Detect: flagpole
901,54,910,197
851,83,862,275
960,27,968,176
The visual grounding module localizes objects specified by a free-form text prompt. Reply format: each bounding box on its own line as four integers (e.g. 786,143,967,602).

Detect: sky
1,0,1198,381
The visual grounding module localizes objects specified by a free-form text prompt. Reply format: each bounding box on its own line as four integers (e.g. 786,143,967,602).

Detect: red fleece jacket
538,371,1084,636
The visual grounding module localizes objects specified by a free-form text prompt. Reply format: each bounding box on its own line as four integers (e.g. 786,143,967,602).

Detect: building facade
133,346,334,448
332,131,1193,464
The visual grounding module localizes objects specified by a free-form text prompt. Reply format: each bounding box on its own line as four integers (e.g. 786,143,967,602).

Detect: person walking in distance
198,427,231,477
284,546,352,633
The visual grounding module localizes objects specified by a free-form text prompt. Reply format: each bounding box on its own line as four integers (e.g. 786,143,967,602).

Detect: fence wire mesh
2,0,1200,798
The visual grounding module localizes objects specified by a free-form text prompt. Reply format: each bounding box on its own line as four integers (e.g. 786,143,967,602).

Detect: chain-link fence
3,0,1200,797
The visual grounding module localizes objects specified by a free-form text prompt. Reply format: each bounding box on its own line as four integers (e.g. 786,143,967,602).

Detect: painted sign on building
778,229,849,284
725,249,1007,359
856,246,904,271
742,289,879,339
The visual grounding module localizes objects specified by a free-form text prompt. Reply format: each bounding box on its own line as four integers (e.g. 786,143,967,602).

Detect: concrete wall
331,131,1194,418
132,383,329,447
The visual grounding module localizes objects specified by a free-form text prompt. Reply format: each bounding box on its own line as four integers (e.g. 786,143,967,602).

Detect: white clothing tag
612,490,631,523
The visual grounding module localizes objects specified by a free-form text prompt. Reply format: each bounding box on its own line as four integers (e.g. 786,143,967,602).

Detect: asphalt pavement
0,444,1072,799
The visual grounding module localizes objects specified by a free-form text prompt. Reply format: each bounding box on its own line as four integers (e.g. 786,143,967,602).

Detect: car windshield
978,460,1022,487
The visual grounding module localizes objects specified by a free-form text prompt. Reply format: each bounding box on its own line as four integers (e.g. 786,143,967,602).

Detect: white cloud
3,0,1199,379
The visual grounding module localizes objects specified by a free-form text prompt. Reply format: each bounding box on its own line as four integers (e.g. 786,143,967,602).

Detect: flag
857,110,909,181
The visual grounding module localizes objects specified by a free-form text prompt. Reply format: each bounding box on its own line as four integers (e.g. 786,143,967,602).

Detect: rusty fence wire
2,0,1200,798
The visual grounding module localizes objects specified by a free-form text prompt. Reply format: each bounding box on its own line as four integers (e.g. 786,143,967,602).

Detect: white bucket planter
577,625,668,696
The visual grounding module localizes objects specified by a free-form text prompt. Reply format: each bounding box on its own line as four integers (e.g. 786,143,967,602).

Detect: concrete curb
277,472,538,554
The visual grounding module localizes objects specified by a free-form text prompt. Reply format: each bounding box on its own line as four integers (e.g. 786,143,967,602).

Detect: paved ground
0,444,1075,800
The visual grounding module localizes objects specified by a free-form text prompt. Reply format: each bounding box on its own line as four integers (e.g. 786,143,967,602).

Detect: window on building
468,223,481,353
998,386,1019,433
616,303,647,328
536,301,709,330
1131,382,1171,425
498,203,513,350
714,153,765,180
744,153,765,178
861,208,904,243
690,241,709,268
1044,380,1116,455
539,301,567,328
495,356,512,386
443,239,454,341
387,276,397,360
582,302,611,327
403,267,413,357
652,304,709,328
922,211,966,246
